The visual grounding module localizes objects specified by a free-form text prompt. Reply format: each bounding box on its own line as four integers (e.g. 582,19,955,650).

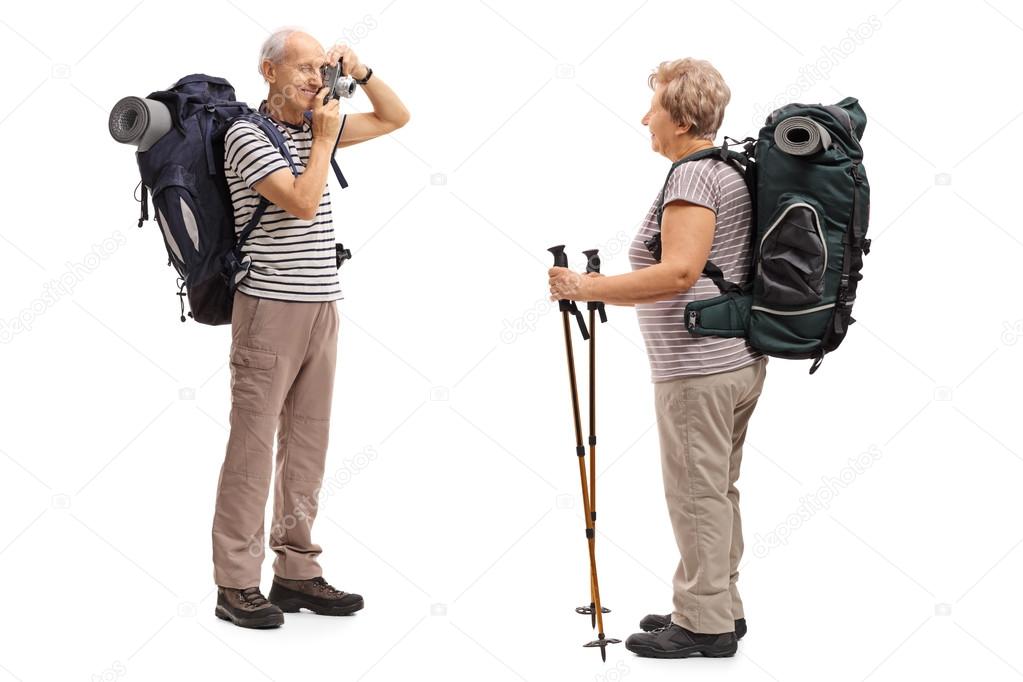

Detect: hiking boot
625,622,737,658
267,576,364,616
639,613,746,639
215,586,284,629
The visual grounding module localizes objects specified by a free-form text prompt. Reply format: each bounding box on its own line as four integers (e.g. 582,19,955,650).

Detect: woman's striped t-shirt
223,102,344,302
628,157,765,382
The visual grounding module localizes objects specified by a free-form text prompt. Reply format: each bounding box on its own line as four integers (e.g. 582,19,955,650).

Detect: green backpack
646,97,871,374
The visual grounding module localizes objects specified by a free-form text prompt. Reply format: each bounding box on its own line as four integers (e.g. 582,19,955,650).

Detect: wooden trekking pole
549,245,619,661
576,249,609,628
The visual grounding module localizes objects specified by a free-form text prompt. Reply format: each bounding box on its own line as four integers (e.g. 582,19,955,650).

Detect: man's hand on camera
311,87,342,142
325,43,369,81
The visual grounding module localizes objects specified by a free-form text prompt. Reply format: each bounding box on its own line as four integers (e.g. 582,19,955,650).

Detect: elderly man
549,57,766,658
211,27,409,629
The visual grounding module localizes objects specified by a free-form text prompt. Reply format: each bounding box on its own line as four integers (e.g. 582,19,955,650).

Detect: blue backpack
133,74,348,325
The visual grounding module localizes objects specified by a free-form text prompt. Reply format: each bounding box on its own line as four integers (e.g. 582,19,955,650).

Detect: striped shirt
629,157,765,382
222,101,345,302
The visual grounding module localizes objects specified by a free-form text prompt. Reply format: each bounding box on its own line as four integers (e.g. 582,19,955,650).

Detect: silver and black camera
320,60,357,103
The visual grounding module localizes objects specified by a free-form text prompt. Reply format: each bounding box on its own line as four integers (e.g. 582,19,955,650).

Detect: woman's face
642,84,683,158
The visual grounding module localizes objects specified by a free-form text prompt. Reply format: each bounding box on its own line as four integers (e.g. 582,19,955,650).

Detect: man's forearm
292,138,334,216
358,71,410,127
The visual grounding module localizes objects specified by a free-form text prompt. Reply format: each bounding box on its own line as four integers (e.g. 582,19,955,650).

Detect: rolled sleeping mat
774,116,832,156
108,96,172,152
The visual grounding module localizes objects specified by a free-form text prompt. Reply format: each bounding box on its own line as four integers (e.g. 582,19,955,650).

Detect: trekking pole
548,245,619,661
574,248,610,629
549,245,599,624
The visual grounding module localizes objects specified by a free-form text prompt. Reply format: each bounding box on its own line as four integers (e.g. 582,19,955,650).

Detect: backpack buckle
687,309,700,331
222,250,251,291
223,249,240,274
336,243,352,269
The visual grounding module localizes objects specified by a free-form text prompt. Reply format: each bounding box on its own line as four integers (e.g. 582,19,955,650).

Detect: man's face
272,33,328,110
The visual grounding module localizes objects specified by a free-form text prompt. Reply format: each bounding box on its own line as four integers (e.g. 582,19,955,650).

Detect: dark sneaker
215,586,284,629
640,613,746,640
268,576,364,616
625,622,737,658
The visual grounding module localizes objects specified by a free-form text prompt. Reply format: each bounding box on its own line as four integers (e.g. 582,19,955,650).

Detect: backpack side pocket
756,193,827,308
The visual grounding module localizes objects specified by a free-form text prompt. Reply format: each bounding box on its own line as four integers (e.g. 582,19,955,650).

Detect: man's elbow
289,197,319,221
296,203,319,221
390,108,411,130
289,188,321,221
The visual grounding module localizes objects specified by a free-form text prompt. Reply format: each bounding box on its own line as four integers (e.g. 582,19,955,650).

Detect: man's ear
261,60,276,85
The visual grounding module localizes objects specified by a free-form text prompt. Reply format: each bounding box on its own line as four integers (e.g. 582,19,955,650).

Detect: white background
1,1,1021,680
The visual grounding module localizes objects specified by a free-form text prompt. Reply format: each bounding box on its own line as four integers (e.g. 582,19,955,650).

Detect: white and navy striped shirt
629,157,765,381
223,102,344,302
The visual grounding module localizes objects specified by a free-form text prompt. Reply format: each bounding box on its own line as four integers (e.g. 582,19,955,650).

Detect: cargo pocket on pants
230,345,277,413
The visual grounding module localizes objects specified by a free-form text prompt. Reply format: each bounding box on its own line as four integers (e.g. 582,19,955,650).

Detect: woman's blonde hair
647,58,731,141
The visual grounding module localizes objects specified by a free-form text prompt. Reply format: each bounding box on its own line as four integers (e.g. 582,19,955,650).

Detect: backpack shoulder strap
650,143,753,296
235,113,299,176
655,145,747,223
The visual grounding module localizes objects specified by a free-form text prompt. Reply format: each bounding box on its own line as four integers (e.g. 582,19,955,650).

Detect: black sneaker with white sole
215,586,284,629
639,613,746,639
625,622,737,658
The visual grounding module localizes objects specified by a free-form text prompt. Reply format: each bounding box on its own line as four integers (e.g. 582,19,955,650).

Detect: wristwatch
355,66,373,85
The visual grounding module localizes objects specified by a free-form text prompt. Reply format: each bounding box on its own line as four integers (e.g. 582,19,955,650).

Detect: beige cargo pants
654,357,767,634
212,290,339,588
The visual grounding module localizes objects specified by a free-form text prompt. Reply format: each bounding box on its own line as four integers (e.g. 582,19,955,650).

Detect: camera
320,60,357,103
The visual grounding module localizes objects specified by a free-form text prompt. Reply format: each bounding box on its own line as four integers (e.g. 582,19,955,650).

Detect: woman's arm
548,201,716,305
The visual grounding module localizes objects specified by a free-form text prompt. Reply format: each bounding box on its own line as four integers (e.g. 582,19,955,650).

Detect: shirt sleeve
224,121,291,190
662,159,720,214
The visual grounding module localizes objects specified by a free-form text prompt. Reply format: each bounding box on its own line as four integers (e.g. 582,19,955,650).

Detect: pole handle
548,244,590,339
582,249,608,322
548,244,568,268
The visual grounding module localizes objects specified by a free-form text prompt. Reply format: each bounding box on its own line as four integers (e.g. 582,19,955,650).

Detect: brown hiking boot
268,576,364,616
215,586,284,629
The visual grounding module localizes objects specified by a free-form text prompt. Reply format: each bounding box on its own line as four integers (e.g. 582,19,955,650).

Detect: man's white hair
258,26,306,81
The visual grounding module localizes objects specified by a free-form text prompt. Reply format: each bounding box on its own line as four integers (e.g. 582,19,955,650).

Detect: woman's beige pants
654,357,768,634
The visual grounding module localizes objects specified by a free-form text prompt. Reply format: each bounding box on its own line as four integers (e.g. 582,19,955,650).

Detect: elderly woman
548,58,767,659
